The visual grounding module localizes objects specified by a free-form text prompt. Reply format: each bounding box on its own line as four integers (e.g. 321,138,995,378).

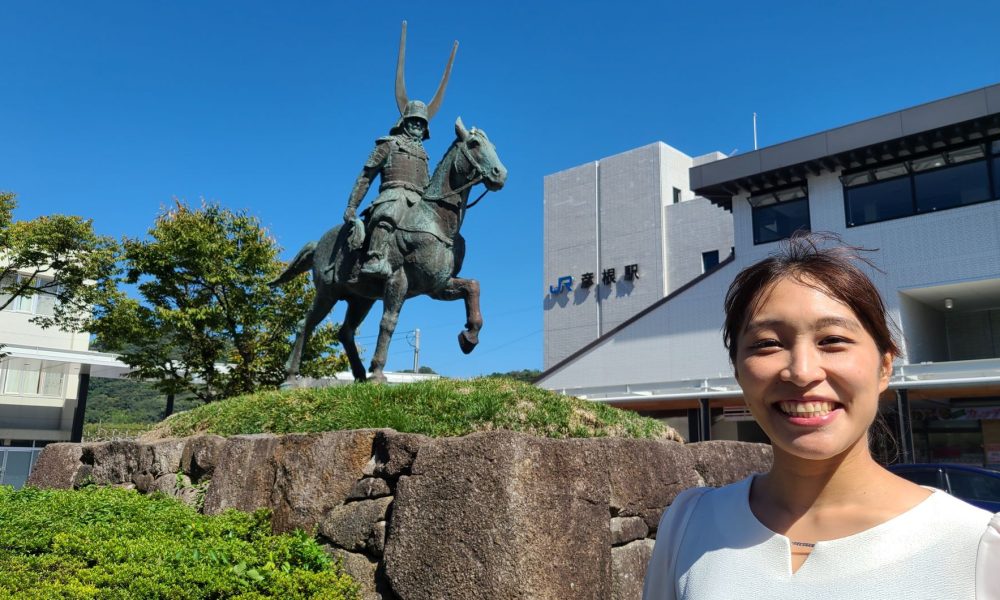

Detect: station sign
548,264,639,295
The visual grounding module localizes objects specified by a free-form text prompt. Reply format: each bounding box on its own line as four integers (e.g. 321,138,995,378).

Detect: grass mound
142,377,678,441
0,486,358,599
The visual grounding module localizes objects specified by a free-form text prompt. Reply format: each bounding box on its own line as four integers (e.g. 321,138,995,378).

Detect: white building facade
543,142,733,369
0,275,128,487
539,84,1000,467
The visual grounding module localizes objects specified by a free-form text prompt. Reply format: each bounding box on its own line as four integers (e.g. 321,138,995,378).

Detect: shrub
0,486,358,599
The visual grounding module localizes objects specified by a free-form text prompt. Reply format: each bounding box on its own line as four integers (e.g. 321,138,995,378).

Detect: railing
82,423,154,442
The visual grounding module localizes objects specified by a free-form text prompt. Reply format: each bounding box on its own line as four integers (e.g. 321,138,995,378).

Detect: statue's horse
271,117,507,383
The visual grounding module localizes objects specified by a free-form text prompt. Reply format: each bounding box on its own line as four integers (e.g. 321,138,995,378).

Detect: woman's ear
878,352,892,392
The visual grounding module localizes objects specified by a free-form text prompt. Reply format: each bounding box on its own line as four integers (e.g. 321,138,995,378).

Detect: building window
701,250,720,273
750,185,810,245
845,175,913,227
672,187,681,204
0,275,58,316
992,140,1000,200
1,359,66,397
843,142,997,227
914,158,990,212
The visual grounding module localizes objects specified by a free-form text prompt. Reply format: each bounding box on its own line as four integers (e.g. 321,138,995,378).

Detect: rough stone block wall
28,431,772,600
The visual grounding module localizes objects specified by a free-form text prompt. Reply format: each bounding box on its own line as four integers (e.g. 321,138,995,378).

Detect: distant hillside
85,378,201,424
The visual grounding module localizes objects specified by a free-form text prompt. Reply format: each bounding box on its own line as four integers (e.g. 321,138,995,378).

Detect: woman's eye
820,336,850,346
749,339,780,350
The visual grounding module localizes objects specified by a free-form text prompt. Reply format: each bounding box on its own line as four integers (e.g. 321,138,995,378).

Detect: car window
895,468,942,489
946,470,1000,502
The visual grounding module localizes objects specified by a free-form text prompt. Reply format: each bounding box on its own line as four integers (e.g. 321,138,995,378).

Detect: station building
538,83,1000,468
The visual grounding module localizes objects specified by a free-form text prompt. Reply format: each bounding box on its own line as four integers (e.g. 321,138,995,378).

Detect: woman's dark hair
723,232,901,364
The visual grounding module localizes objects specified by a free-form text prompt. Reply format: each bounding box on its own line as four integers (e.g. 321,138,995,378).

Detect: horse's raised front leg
339,297,376,382
284,292,337,387
369,270,409,383
430,277,482,354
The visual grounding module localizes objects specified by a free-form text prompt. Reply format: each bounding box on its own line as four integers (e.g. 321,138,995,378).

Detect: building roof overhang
691,83,1000,210
2,344,131,379
550,357,1000,411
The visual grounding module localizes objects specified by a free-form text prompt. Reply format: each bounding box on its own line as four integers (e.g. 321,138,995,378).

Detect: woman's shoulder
658,476,754,526
920,489,995,533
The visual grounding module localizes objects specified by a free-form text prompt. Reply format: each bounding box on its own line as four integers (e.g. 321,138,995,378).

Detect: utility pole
412,328,420,372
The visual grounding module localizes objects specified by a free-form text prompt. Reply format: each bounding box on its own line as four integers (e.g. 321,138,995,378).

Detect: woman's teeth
777,401,839,416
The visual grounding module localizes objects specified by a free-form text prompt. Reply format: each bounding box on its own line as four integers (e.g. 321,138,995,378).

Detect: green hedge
0,486,358,599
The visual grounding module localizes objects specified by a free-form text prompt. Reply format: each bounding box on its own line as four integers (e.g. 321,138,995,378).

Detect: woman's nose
781,344,824,386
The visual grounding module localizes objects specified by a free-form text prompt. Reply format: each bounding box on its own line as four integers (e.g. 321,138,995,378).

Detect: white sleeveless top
643,475,1000,600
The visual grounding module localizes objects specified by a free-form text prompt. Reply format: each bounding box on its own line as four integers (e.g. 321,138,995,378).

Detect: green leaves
0,486,359,598
91,200,346,403
0,191,119,331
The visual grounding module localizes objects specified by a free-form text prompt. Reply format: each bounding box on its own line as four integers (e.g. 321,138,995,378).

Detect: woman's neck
756,438,888,513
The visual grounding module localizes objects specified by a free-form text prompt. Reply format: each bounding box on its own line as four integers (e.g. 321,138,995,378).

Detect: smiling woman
643,234,1000,600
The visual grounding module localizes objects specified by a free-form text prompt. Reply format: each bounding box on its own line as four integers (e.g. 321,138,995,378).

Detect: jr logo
549,276,573,295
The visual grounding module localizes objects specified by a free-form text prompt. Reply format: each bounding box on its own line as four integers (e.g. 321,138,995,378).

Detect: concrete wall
898,294,948,363
0,310,90,351
541,261,737,390
665,197,733,293
543,162,601,370
597,145,669,333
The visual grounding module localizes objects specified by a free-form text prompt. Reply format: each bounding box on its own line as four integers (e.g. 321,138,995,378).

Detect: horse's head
455,117,507,192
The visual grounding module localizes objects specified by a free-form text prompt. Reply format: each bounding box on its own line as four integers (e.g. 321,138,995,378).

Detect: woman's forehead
745,276,858,325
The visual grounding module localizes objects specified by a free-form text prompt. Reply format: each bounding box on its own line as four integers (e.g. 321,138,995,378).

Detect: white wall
541,260,737,390
543,162,601,369
898,294,948,363
0,310,90,351
596,144,668,333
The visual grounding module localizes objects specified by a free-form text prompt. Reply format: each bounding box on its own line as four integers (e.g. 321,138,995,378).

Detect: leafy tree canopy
485,369,541,383
90,201,346,403
0,191,118,331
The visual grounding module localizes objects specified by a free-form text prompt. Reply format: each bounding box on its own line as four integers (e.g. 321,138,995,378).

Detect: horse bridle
421,135,491,209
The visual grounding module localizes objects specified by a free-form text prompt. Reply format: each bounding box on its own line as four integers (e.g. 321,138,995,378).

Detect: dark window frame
843,138,999,228
701,250,720,273
750,185,811,245
992,141,1000,200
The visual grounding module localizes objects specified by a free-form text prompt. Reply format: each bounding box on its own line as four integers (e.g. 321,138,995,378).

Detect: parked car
888,463,1000,512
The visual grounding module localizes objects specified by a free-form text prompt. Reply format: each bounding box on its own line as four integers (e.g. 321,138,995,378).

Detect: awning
1,344,131,379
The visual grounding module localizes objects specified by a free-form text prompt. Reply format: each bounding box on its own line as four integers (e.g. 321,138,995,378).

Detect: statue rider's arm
343,141,391,223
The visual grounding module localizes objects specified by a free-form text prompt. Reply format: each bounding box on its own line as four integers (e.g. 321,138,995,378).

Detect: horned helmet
389,21,457,141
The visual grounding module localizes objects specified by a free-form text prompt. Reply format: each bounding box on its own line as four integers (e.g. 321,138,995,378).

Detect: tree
90,201,347,403
0,191,118,331
485,369,542,383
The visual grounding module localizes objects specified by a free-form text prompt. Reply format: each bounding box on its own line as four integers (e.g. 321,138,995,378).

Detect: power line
474,328,542,356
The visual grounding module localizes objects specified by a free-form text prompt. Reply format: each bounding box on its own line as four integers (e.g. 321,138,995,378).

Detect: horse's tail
268,241,316,287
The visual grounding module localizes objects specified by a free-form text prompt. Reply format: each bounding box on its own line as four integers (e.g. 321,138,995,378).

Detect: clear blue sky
3,1,999,377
